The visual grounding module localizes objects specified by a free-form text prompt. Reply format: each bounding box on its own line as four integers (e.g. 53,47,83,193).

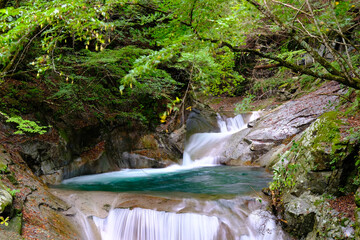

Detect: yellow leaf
160,113,167,120
186,106,192,111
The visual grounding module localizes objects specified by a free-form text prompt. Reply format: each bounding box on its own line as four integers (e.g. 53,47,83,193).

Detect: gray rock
283,191,320,237
222,81,344,166
186,109,219,139
169,125,186,152
0,188,12,214
120,152,171,168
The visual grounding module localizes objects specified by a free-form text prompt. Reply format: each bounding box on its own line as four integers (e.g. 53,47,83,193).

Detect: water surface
59,166,272,197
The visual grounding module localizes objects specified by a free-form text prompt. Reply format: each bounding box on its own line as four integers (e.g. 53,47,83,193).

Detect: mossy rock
1,214,22,235
296,111,345,171
140,135,158,150
0,181,12,214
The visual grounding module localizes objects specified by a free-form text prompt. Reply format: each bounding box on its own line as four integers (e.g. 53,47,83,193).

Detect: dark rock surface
186,108,219,139
16,125,180,184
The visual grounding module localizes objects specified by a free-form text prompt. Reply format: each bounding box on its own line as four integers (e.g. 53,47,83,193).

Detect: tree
123,0,360,89
0,0,359,127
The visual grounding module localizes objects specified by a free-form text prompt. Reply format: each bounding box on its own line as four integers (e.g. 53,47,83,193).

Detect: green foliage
234,94,255,113
270,141,301,193
0,112,48,135
0,0,120,71
1,0,359,132
6,188,19,197
6,116,48,135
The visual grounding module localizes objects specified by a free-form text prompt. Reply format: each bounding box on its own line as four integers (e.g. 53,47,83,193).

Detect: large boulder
222,81,345,166
269,111,359,239
273,111,357,197
282,191,320,237
186,108,219,139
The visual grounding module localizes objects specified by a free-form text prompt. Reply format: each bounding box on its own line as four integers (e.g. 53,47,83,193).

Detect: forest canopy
0,0,359,128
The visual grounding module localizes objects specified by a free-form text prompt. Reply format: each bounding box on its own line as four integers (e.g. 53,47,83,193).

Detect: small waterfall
183,112,259,166
217,114,245,133
93,208,221,240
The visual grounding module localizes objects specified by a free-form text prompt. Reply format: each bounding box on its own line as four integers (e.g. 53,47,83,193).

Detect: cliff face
0,143,81,239
267,111,360,239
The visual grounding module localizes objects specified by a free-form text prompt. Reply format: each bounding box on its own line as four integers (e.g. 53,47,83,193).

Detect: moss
58,128,69,143
299,111,346,171
1,214,22,235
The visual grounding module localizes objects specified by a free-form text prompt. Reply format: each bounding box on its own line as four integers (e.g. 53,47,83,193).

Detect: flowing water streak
93,208,221,240
183,113,257,166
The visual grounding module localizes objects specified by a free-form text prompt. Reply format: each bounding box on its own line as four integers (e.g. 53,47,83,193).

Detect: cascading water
57,112,289,240
182,112,254,166
93,208,221,240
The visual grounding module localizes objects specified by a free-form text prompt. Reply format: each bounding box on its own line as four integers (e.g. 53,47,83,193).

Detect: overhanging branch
199,36,360,89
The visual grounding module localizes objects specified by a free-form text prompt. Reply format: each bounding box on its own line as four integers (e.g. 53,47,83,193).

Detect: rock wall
0,144,81,239
268,111,360,239
222,81,345,166
12,123,181,184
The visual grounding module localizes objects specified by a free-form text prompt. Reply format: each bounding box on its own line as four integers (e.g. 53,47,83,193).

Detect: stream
55,113,289,240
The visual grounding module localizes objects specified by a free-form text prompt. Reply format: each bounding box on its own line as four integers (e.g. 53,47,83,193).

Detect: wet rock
1,214,22,235
168,125,186,152
222,81,344,166
283,191,320,237
0,186,12,214
0,143,82,240
278,112,355,197
18,122,181,183
186,108,219,139
270,110,359,239
138,135,158,150
120,152,171,168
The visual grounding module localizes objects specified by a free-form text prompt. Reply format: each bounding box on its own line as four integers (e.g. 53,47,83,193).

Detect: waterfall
217,114,246,133
93,208,221,240
86,196,286,240
183,112,259,166
58,112,289,240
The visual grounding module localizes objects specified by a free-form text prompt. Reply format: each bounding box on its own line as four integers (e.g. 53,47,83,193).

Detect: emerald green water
58,166,272,197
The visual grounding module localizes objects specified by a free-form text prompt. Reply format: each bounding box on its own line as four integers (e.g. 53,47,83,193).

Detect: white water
182,112,259,166
63,112,289,240
93,208,221,240
87,195,286,240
